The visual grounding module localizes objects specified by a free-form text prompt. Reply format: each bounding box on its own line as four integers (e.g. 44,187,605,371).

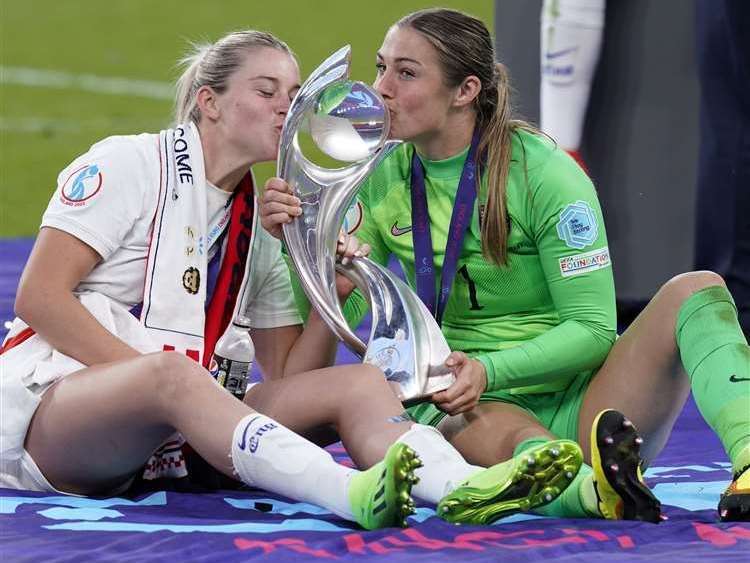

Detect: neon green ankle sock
676,285,750,474
513,437,598,518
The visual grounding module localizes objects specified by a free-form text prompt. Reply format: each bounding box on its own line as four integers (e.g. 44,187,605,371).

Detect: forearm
16,290,140,365
476,320,615,392
280,308,339,375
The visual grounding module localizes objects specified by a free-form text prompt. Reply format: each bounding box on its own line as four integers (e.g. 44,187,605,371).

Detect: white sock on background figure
540,0,606,151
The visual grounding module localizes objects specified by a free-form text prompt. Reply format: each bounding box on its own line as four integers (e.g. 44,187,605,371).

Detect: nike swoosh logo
237,415,262,450
545,46,578,60
391,222,412,236
729,374,750,383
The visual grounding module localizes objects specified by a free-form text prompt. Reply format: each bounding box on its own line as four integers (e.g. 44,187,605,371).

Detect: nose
276,100,292,121
374,72,393,100
278,97,291,116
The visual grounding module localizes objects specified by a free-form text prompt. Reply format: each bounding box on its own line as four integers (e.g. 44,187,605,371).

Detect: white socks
231,416,485,513
396,424,481,503
231,414,355,520
540,0,606,150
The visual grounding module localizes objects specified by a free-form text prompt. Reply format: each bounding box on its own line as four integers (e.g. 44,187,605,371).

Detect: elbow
591,327,617,366
13,285,35,323
14,281,59,329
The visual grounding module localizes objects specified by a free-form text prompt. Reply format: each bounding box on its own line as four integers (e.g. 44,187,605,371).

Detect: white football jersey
40,133,300,328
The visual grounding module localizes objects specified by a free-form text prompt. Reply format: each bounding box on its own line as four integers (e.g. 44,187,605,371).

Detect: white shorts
0,293,158,493
0,449,133,497
0,449,62,493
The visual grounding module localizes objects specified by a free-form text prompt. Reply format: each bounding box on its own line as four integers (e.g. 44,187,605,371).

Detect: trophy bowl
309,80,388,163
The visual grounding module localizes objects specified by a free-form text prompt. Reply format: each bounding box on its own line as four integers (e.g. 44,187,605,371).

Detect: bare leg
24,351,425,529
26,351,252,495
244,364,412,469
577,271,725,464
27,354,413,492
437,402,556,466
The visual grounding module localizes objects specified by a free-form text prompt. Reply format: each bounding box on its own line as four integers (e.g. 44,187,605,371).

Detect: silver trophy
277,46,454,404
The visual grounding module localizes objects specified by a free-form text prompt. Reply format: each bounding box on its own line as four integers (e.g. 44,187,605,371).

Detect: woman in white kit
0,30,580,527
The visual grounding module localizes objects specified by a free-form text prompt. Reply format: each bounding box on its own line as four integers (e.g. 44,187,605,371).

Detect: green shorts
407,370,596,441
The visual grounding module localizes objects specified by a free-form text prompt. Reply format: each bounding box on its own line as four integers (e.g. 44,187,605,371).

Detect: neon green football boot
348,442,422,530
437,439,583,525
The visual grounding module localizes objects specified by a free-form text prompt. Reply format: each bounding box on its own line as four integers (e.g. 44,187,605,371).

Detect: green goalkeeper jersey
345,129,617,394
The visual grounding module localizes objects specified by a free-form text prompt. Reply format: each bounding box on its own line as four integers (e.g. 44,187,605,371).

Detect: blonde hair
174,30,293,125
397,9,541,266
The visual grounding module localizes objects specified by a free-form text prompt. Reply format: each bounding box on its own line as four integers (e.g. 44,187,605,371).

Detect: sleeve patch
556,200,598,249
60,164,103,206
559,247,611,277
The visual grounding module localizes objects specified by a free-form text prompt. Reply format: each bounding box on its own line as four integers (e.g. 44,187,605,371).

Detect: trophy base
386,370,455,407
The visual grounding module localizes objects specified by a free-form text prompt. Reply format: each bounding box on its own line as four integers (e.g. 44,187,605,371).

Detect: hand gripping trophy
278,46,455,404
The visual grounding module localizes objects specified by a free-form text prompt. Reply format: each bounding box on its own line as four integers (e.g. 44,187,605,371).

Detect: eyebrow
250,76,302,90
376,52,422,66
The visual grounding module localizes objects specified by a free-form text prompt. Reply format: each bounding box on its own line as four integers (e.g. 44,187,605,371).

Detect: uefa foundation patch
559,247,611,277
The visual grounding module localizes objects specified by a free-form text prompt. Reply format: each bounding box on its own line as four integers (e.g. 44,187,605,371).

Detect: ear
196,85,221,121
453,75,482,109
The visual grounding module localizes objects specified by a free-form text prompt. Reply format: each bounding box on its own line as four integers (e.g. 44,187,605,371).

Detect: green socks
676,285,750,474
513,437,599,518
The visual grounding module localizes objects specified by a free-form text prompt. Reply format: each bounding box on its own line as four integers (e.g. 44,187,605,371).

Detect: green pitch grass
0,1,492,237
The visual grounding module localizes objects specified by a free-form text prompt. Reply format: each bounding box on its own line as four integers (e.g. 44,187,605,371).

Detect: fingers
431,375,468,405
437,397,476,416
336,234,370,265
357,243,371,259
260,178,302,237
432,357,481,414
264,177,293,195
443,350,468,370
261,199,302,218
435,389,477,415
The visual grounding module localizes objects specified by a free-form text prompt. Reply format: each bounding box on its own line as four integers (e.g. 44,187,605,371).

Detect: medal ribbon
410,128,482,325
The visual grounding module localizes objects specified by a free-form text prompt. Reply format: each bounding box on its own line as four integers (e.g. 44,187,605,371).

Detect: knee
141,351,204,405
661,270,726,302
348,364,394,401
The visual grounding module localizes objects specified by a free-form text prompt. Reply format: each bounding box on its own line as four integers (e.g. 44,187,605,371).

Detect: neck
414,111,476,160
198,123,257,192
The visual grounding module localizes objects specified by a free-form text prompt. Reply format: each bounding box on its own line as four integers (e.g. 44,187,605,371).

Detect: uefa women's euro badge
277,46,455,404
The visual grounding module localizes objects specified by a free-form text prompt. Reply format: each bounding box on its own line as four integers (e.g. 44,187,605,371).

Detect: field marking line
0,66,173,99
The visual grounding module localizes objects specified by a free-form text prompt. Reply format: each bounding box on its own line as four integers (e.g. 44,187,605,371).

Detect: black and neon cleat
718,464,750,521
591,409,663,523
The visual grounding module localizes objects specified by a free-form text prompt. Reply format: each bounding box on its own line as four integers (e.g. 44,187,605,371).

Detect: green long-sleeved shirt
344,129,617,394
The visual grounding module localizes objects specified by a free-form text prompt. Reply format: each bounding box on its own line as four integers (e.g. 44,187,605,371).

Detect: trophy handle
280,141,400,356
337,258,455,401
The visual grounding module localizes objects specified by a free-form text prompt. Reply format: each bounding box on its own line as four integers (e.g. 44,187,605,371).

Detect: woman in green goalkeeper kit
261,8,750,522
